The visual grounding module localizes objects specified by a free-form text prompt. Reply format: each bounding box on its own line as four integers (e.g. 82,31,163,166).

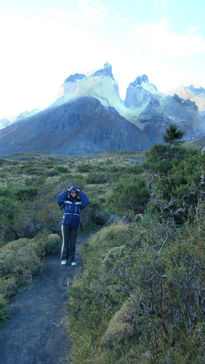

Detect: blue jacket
56,189,90,228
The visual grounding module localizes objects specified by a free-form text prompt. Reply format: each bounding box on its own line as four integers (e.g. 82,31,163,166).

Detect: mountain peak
129,74,158,92
172,94,198,111
185,85,205,97
91,62,114,80
125,74,158,108
59,63,121,110
64,73,86,83
131,74,149,86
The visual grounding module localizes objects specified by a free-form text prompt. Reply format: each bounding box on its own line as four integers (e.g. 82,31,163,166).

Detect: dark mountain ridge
0,97,150,155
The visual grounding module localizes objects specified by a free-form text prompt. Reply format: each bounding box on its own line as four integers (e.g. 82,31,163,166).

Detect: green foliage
0,152,123,243
20,164,40,174
0,233,60,321
0,294,8,321
2,149,205,363
0,151,144,245
0,195,21,242
86,172,109,184
0,185,60,242
67,205,205,363
108,174,149,217
15,186,38,201
55,166,68,173
144,143,204,222
77,163,94,173
143,143,188,175
163,124,184,144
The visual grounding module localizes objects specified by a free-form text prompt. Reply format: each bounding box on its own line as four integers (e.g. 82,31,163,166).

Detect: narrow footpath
0,234,88,364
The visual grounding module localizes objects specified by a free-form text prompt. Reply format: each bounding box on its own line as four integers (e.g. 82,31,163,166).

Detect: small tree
163,124,184,145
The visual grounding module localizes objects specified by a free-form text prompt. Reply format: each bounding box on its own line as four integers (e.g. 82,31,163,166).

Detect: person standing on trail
56,185,90,266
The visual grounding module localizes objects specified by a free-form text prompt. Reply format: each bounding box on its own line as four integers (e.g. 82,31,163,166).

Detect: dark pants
61,225,78,263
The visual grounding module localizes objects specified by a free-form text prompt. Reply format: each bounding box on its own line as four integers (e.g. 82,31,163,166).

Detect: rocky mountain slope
0,63,205,155
0,97,150,155
56,63,205,143
171,85,205,112
122,75,205,143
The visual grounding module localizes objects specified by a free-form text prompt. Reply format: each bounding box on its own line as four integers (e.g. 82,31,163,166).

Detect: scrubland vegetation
0,150,144,322
67,140,205,363
0,135,205,363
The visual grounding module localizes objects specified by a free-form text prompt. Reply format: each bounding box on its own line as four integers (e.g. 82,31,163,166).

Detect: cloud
154,0,168,11
129,16,205,57
44,0,108,24
114,13,127,24
0,10,108,117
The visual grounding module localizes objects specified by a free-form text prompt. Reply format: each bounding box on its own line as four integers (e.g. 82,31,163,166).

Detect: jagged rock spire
129,74,157,91
91,63,114,80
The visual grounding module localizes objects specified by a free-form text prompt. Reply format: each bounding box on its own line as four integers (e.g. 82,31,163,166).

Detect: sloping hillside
0,97,150,155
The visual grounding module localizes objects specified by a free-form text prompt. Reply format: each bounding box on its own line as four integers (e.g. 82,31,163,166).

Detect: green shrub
55,166,68,173
15,187,38,201
77,163,94,173
32,233,60,257
67,204,205,363
108,174,149,217
163,124,184,145
0,233,60,318
0,294,8,322
86,172,109,184
21,164,39,174
143,144,204,222
0,196,21,242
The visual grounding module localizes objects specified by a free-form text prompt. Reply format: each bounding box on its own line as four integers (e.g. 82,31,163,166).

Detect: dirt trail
0,234,89,364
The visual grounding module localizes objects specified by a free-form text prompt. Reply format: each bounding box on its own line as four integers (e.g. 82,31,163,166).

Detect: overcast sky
0,0,205,119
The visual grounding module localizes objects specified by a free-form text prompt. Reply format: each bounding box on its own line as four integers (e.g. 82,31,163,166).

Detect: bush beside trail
0,233,60,322
67,208,205,364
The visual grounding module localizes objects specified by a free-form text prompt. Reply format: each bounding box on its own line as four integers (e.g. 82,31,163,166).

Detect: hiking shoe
71,261,76,267
61,259,67,265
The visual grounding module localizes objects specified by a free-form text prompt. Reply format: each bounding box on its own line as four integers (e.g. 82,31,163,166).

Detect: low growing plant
0,233,60,322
